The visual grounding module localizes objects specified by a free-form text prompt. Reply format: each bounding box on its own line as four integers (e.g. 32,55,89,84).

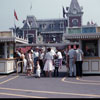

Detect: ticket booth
0,31,28,74
64,33,100,74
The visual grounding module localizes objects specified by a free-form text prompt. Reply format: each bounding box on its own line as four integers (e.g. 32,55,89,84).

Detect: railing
16,61,24,75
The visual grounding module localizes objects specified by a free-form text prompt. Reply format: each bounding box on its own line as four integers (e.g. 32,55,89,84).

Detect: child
54,55,59,77
35,59,41,78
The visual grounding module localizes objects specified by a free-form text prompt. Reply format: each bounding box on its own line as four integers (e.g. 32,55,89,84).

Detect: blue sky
0,0,100,31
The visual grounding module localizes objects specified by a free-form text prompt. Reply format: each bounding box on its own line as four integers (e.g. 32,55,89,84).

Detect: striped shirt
54,59,59,68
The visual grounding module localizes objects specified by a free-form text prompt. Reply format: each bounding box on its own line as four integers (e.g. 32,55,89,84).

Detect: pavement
0,65,100,98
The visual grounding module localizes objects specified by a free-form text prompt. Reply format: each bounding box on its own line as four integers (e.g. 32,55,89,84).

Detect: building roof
68,0,82,14
37,18,67,32
37,18,67,22
22,16,38,29
22,16,67,33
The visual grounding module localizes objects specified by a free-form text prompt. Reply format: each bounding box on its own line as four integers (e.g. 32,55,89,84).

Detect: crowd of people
14,47,63,78
14,45,84,80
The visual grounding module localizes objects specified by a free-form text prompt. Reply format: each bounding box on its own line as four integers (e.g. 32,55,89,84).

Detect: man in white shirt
68,45,76,77
75,45,84,80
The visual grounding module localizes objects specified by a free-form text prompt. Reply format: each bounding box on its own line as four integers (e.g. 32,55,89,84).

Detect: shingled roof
37,18,67,32
22,16,38,29
68,0,82,14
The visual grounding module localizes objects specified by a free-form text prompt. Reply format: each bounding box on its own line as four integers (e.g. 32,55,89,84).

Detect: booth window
82,40,98,57
7,43,14,58
0,43,4,58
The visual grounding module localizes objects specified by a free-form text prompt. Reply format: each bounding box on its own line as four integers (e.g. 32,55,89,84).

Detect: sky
0,0,100,31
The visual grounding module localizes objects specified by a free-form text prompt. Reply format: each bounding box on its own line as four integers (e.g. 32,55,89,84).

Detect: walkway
0,65,100,98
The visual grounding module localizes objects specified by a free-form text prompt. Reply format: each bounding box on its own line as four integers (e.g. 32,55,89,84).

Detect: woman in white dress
44,48,54,77
21,52,27,73
26,50,34,76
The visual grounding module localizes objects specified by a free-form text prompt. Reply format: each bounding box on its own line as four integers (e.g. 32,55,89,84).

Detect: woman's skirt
43,60,54,71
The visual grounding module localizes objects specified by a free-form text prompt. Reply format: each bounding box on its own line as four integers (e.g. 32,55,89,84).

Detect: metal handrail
16,61,24,75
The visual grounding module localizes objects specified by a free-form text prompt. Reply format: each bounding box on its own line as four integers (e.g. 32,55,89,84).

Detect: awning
0,37,15,42
16,42,79,47
0,37,28,44
64,33,100,40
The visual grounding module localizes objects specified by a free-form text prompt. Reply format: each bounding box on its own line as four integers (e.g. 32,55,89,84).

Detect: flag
63,6,66,18
14,10,18,21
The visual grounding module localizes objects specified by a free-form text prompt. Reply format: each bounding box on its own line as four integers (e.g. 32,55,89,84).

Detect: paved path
0,65,100,98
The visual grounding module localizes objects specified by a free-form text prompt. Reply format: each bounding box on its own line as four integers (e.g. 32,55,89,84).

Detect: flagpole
14,9,16,37
13,9,15,27
30,2,32,15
